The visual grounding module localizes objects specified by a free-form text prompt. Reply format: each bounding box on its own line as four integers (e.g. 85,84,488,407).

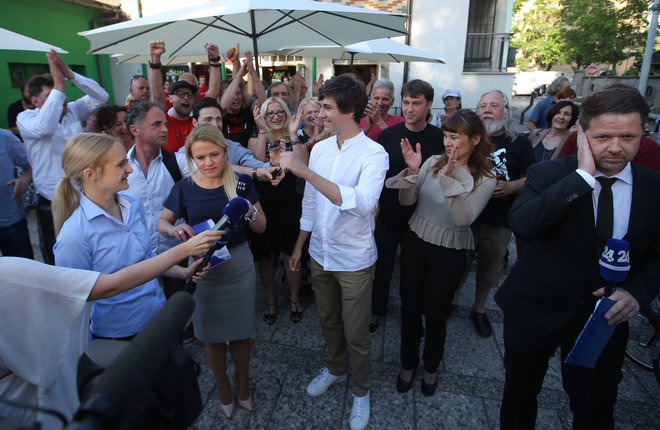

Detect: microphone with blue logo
185,175,253,293
565,238,631,368
599,238,630,296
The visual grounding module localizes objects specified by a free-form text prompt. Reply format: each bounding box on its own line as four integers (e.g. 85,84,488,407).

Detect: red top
165,114,194,152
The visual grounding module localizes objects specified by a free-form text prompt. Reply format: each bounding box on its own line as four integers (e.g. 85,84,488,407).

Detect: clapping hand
401,138,422,175
441,146,457,177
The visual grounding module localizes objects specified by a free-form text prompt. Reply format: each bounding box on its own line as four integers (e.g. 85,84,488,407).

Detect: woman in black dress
248,96,307,324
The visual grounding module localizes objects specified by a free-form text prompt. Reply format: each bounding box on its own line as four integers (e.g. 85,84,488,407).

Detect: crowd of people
1,43,659,430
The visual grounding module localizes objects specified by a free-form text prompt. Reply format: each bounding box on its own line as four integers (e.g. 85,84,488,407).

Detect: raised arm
148,40,166,108
204,43,222,100
244,51,266,105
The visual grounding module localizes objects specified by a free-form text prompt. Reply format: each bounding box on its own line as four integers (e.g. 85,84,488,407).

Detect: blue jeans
0,218,34,259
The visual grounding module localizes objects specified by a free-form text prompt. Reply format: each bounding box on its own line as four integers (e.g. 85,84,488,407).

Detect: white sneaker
306,367,347,397
350,391,370,430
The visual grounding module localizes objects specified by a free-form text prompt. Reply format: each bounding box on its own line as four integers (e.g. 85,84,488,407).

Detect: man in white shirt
280,76,389,430
17,50,108,264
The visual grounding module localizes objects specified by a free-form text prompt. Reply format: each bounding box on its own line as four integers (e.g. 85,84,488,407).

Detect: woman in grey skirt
157,126,266,418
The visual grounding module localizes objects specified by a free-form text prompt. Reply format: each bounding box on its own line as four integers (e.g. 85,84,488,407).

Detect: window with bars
463,0,509,72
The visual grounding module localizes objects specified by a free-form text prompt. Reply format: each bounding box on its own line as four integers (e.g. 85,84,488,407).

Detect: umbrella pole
350,52,355,66
250,10,261,79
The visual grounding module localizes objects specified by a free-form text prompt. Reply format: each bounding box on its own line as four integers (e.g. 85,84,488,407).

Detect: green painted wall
0,0,115,129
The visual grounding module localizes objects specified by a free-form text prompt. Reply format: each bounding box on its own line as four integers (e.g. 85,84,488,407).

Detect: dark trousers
371,219,407,316
36,195,55,265
0,218,34,259
500,315,627,430
399,229,466,372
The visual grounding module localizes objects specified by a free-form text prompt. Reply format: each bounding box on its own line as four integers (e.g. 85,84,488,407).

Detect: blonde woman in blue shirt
52,133,205,341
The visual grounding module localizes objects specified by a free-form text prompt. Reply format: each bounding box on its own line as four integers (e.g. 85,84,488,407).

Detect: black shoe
396,369,415,393
421,375,438,397
470,311,492,338
368,315,381,334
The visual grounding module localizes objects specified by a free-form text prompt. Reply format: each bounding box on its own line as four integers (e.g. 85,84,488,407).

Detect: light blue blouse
54,192,165,338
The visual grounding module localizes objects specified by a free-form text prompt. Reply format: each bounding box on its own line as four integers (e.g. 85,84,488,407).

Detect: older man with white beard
455,89,536,338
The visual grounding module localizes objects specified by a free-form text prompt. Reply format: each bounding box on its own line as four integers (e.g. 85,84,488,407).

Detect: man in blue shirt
527,76,570,131
0,129,33,259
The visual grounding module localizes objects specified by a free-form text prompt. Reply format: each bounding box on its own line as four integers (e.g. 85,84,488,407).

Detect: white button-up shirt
17,72,109,200
300,131,389,271
125,147,190,254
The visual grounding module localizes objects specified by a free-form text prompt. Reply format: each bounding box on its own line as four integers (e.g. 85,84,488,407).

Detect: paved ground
18,212,660,429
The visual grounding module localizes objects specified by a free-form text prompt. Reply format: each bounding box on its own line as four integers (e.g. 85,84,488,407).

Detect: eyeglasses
266,110,286,119
174,91,195,99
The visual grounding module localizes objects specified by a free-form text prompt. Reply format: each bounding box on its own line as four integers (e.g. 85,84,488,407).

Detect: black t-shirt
164,176,259,248
223,107,255,148
378,123,445,227
475,133,535,227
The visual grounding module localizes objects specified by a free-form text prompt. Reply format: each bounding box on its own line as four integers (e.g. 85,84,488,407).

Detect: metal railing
464,32,511,72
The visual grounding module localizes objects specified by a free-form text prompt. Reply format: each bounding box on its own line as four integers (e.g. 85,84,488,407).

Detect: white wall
392,0,514,111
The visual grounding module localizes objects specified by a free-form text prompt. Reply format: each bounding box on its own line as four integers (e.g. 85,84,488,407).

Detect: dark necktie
595,177,616,253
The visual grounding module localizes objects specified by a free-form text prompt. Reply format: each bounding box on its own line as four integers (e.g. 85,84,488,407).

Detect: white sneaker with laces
350,391,370,430
306,367,347,397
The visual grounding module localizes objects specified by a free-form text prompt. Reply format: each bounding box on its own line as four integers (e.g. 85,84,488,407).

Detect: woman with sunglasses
386,110,495,396
248,97,307,325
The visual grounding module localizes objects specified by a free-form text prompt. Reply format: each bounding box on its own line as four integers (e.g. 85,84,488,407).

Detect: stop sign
585,64,599,77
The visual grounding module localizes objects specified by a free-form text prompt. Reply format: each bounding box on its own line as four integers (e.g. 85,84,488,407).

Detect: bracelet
245,205,258,223
209,63,221,68
208,55,221,63
258,130,267,135
148,61,162,69
290,140,300,145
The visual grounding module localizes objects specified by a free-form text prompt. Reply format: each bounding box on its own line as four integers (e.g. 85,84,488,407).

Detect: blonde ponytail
52,133,122,235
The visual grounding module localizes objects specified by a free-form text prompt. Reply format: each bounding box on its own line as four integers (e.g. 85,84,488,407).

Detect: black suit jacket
495,156,660,336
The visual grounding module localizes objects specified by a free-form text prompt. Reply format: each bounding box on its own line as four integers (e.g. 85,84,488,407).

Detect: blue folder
565,297,617,368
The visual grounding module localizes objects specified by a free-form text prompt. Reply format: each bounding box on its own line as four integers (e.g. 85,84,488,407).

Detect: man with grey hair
456,89,535,338
360,78,404,141
527,76,571,130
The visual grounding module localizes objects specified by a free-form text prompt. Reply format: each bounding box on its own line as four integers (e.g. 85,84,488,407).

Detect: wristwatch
246,206,258,223
252,167,258,181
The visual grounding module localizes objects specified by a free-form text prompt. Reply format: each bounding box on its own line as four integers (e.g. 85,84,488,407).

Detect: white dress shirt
17,72,109,200
300,131,389,271
126,147,190,254
577,163,633,239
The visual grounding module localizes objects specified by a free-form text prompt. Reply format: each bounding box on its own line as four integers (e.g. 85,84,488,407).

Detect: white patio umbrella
111,53,208,65
277,38,445,65
78,0,407,71
0,27,68,53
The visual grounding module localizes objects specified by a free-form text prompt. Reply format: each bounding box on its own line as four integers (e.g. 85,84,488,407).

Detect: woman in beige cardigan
386,110,496,396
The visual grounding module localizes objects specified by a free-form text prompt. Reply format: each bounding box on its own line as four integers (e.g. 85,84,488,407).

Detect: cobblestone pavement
22,203,660,430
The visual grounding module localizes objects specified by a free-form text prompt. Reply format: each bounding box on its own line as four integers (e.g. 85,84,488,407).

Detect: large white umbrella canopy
79,0,407,66
111,53,208,65
0,27,68,53
277,38,445,65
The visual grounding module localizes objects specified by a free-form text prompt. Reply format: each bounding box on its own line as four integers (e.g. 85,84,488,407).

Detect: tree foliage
511,0,565,70
512,0,649,73
561,0,648,71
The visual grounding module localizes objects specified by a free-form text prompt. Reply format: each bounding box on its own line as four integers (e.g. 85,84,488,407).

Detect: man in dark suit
495,86,660,429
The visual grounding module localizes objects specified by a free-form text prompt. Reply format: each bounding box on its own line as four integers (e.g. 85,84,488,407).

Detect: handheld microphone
236,173,252,197
599,238,630,296
195,197,249,269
